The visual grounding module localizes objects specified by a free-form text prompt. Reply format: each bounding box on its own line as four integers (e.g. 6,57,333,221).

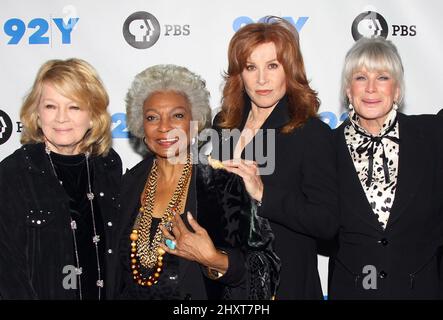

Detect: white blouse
344,108,400,229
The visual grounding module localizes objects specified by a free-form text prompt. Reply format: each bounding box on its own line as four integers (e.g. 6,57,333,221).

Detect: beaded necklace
130,154,192,287
45,145,103,300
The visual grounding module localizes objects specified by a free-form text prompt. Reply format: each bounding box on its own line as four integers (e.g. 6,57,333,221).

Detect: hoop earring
143,137,147,146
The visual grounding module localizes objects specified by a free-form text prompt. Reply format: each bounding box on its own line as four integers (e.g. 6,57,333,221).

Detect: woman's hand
159,212,228,274
222,159,263,202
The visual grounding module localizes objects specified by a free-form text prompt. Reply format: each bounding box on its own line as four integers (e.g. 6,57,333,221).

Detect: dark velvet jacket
212,96,339,299
0,143,122,299
330,113,443,299
112,154,280,300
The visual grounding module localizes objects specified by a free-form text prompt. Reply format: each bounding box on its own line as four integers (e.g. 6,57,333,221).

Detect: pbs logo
351,11,417,41
351,11,389,41
0,109,13,145
123,11,160,49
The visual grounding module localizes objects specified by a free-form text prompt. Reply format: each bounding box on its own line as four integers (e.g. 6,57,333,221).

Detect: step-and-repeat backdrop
1,0,443,297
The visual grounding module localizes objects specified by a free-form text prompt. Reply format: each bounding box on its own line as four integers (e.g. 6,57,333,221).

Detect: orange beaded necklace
129,154,192,286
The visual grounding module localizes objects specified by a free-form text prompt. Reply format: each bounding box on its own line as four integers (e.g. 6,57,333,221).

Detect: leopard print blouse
344,108,399,229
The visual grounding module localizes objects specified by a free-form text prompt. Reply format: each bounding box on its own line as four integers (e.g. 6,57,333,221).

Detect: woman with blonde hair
0,58,122,299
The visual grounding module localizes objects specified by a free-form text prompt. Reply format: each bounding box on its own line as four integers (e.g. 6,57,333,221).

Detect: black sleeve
202,247,246,287
0,160,38,299
197,165,280,299
258,120,339,240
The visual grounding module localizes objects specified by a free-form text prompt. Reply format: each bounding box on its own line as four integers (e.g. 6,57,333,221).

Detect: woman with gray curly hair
112,64,280,300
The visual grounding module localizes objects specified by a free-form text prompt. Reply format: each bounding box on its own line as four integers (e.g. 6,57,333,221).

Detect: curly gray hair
126,64,211,138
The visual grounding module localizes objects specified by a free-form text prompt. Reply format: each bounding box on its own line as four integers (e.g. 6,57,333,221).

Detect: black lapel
385,113,425,229
119,157,153,239
337,121,384,232
260,95,291,130
178,164,197,282
233,95,290,161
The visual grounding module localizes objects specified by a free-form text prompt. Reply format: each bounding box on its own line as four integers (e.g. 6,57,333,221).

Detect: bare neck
247,104,275,129
155,156,186,183
359,117,387,136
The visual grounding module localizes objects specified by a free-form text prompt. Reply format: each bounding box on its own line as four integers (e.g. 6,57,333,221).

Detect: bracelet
206,267,224,280
206,250,227,280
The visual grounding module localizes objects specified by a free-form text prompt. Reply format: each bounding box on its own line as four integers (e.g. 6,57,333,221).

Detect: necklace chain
45,145,103,300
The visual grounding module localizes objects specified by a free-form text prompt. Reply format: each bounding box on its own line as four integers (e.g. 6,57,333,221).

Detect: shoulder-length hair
125,64,211,139
20,58,112,156
219,16,319,133
341,37,405,107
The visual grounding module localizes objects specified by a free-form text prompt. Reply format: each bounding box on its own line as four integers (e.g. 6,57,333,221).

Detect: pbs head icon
123,11,160,49
351,11,389,41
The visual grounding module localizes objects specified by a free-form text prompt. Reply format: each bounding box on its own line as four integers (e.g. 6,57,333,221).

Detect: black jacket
113,155,280,300
329,113,443,299
212,96,339,299
0,143,122,299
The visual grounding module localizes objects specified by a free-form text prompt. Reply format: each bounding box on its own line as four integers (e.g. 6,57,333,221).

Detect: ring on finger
165,239,176,250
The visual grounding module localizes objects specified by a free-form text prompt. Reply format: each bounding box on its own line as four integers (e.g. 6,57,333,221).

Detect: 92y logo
4,5,79,45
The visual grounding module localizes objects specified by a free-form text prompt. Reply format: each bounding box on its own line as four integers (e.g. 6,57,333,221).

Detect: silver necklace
45,145,103,300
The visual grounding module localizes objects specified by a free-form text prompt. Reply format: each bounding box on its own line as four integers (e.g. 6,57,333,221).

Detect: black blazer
329,113,443,299
213,96,338,299
113,155,280,300
0,143,122,299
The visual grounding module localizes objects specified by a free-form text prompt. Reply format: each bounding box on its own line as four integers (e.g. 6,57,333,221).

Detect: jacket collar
385,113,426,230
240,94,291,130
21,142,120,174
20,143,53,175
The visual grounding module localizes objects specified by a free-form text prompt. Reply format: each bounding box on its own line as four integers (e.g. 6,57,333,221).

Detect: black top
118,214,181,300
0,143,122,299
51,152,105,300
114,157,280,300
329,113,443,299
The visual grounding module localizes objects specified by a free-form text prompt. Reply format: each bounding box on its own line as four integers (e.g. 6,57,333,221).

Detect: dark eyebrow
144,106,188,113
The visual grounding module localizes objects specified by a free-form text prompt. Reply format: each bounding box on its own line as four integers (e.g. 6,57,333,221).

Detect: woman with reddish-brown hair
212,16,338,299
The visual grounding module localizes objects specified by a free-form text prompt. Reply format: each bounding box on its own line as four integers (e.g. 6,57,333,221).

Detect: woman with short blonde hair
0,58,121,300
20,58,112,156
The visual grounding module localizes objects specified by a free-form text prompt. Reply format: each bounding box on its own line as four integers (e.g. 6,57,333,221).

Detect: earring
89,120,93,128
37,117,41,127
393,102,398,111
191,137,196,145
143,137,147,145
348,103,354,110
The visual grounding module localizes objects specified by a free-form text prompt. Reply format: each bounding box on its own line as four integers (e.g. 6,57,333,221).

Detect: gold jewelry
206,250,227,280
130,154,192,286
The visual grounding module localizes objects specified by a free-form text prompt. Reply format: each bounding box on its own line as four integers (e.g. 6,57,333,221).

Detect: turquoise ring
165,239,176,250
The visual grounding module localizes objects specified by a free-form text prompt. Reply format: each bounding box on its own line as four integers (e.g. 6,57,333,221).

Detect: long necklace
130,154,192,287
45,146,103,300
